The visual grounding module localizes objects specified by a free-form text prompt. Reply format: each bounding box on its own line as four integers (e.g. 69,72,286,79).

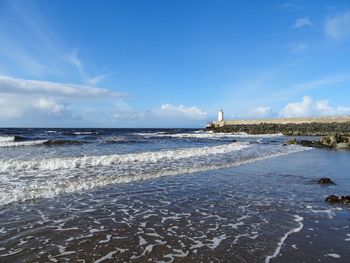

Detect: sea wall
206,117,350,135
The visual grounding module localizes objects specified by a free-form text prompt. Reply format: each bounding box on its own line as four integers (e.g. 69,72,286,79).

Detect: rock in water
318,177,335,185
325,195,350,204
287,138,297,145
299,140,314,147
325,195,341,203
319,134,350,149
319,135,337,148
342,196,350,204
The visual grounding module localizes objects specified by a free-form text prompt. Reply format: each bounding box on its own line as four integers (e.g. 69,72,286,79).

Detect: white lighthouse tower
218,109,224,122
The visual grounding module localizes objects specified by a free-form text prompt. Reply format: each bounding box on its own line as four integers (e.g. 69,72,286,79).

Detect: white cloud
159,104,207,120
293,17,312,28
325,11,350,40
0,97,23,118
0,75,124,98
35,98,66,114
279,96,350,117
0,93,74,121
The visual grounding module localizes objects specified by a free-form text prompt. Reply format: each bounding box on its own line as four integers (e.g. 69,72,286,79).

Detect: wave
0,139,85,148
0,144,309,206
103,136,146,144
64,131,98,136
137,131,283,139
0,142,250,172
0,136,15,142
43,140,85,146
0,140,48,148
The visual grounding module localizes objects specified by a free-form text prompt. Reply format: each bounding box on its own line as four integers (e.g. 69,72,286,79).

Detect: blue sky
1,0,350,127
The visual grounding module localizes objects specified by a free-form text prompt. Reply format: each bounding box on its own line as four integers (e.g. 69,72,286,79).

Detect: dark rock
286,138,297,145
318,177,335,185
319,134,350,149
319,135,337,148
342,196,350,204
325,195,341,203
325,194,350,204
281,134,350,150
207,122,350,136
299,140,314,147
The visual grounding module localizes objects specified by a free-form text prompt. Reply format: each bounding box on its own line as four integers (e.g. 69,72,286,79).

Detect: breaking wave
0,136,16,142
0,139,85,148
0,142,250,172
0,144,310,206
0,140,49,148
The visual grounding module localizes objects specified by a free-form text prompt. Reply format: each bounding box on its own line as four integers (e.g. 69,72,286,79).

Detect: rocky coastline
206,121,350,136
285,134,350,150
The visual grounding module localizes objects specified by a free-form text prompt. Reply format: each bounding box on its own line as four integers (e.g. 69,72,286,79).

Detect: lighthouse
218,109,224,122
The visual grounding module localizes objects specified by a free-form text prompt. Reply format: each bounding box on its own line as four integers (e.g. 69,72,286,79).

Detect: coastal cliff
206,116,350,136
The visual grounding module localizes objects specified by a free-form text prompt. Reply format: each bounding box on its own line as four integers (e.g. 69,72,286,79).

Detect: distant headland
206,110,350,136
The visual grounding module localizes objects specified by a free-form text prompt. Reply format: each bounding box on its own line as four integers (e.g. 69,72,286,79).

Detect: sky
1,0,350,127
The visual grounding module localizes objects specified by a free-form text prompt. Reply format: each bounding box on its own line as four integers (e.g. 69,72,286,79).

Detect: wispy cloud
158,104,207,120
325,11,350,40
293,17,312,28
111,104,208,127
0,1,67,78
251,106,272,117
289,42,308,53
0,75,125,98
67,49,108,86
268,72,350,102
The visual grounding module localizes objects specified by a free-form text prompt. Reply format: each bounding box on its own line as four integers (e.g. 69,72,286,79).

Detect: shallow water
0,129,349,262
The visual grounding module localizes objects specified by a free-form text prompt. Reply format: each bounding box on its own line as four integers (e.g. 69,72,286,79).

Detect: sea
0,128,349,262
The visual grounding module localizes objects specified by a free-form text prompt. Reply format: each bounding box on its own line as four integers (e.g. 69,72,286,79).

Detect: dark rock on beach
318,177,335,185
284,134,350,150
325,195,350,204
319,134,350,149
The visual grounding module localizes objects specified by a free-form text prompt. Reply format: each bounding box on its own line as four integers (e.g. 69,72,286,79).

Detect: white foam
326,253,341,258
265,215,304,263
227,221,244,229
0,248,23,257
207,234,227,249
0,142,249,172
0,140,48,148
0,144,309,206
94,249,125,263
73,131,94,135
56,245,76,256
99,234,112,244
0,136,15,142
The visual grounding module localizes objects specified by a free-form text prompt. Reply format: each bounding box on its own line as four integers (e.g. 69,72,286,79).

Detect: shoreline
1,129,349,262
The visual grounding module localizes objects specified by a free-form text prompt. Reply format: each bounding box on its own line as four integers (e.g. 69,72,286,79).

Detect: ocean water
0,128,349,262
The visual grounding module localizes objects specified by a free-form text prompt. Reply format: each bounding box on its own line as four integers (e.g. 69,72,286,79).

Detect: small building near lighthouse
218,109,224,122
